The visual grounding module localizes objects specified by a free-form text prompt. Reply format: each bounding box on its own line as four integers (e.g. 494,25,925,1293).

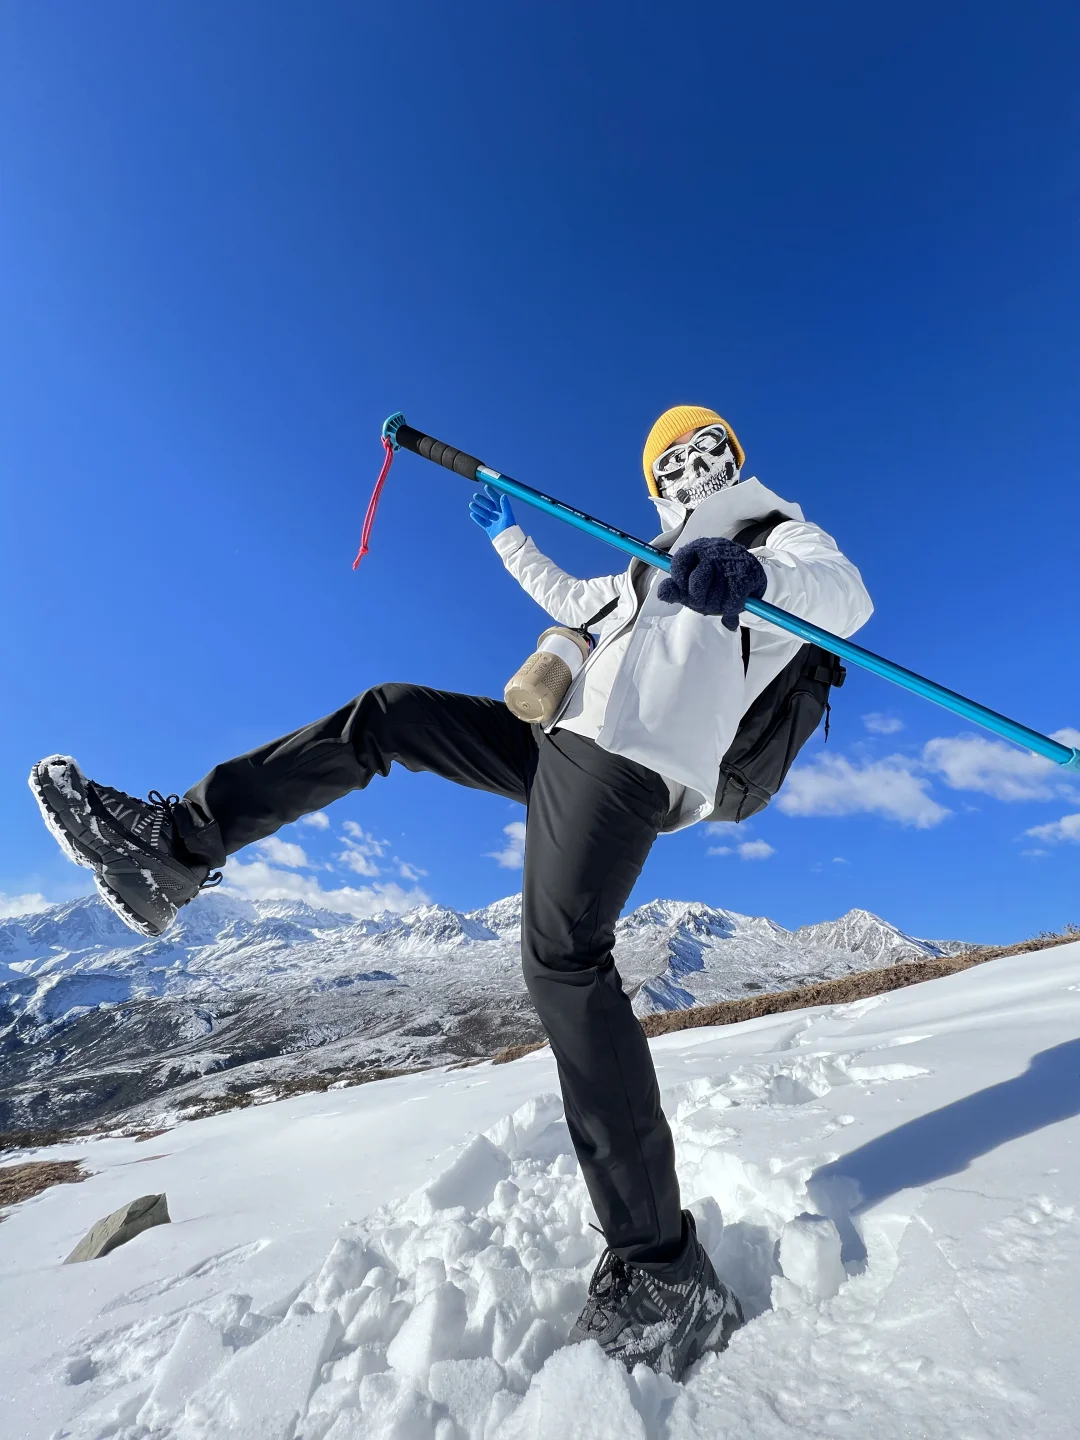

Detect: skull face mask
651,424,741,508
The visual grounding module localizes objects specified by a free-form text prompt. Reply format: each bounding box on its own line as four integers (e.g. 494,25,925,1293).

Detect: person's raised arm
470,485,621,628
741,519,873,638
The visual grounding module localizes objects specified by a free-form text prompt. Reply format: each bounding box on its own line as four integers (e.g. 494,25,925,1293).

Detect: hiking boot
28,755,219,938
569,1211,743,1380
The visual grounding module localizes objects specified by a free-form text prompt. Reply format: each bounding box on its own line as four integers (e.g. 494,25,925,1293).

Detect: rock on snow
3,940,1080,1438
64,1192,171,1264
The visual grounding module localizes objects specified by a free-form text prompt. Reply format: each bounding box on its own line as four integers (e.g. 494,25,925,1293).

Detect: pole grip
395,424,483,481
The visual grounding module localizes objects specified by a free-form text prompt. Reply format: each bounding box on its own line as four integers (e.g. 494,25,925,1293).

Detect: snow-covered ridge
0,892,960,1022
0,894,967,1133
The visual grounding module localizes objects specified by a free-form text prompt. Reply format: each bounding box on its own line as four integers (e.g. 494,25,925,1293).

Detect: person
29,404,872,1379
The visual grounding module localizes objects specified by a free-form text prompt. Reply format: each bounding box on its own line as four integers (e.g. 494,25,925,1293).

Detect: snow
172,1309,342,1440
4,940,1080,1438
137,1315,227,1430
773,1215,846,1304
420,1137,512,1217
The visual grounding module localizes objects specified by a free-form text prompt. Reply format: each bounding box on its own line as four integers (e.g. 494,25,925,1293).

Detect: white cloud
921,733,1079,803
337,849,381,878
772,725,1078,833
707,840,776,860
256,837,312,869
862,712,904,735
833,856,850,864
487,821,527,870
395,859,428,881
298,812,331,830
1023,813,1080,845
777,754,950,828
0,892,51,919
337,823,388,878
221,859,429,917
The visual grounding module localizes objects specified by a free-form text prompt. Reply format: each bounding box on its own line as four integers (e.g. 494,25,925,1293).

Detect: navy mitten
657,536,768,630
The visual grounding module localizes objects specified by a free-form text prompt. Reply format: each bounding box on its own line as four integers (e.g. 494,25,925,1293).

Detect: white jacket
492,476,873,832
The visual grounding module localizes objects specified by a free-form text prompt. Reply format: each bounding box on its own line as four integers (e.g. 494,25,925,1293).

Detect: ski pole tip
1062,747,1080,773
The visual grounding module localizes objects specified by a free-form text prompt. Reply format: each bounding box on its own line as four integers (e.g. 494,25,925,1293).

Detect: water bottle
504,627,592,723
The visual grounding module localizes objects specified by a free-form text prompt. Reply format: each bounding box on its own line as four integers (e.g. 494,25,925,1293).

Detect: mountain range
0,892,969,1134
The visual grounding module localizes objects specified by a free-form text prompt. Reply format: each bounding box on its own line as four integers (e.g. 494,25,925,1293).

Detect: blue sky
3,1,1078,944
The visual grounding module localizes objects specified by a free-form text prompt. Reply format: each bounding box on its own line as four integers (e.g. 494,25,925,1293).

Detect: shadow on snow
806,1039,1080,1268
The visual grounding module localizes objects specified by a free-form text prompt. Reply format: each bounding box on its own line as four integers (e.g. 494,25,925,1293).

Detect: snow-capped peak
0,892,974,1135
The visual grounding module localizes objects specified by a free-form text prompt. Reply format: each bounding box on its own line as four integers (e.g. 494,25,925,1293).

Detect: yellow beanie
642,405,745,495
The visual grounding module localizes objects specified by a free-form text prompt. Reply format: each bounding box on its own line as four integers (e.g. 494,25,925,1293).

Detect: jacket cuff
492,525,527,559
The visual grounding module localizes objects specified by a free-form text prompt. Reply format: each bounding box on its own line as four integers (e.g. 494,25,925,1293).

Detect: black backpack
710,511,846,823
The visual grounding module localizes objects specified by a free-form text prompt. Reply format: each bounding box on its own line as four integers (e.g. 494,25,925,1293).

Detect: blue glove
469,485,516,540
657,536,768,631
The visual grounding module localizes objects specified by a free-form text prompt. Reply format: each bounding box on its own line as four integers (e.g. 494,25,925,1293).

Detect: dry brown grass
168,1064,424,1123
0,1128,87,1154
491,1041,548,1066
495,927,1080,1059
0,1126,168,1155
0,1159,88,1214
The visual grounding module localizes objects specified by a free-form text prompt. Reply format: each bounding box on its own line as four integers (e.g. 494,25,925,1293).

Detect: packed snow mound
5,939,1079,1438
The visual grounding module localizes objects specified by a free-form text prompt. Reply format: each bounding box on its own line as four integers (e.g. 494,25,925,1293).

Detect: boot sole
28,756,174,939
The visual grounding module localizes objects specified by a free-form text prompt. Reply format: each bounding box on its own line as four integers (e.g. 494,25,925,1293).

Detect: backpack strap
733,512,790,673
808,653,847,688
731,510,792,552
585,597,619,628
574,596,619,640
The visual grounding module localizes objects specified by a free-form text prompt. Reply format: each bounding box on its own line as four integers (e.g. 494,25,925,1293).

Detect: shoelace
579,1248,635,1333
148,791,223,889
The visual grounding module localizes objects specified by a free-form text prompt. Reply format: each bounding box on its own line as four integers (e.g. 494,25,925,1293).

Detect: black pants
175,685,683,1262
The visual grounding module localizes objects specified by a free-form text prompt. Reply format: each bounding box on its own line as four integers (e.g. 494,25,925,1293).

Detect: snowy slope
0,894,967,1131
3,939,1078,1439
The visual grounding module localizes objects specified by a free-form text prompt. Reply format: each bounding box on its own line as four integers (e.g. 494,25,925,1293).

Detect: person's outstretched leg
31,685,536,937
174,684,536,867
519,726,682,1264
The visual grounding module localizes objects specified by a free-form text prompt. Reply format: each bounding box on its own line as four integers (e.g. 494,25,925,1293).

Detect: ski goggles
650,424,735,485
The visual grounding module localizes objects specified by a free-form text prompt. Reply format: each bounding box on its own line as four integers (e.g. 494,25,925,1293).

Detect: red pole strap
351,436,395,569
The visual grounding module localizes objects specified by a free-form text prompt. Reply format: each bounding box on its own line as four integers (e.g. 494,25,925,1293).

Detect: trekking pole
357,413,1080,774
